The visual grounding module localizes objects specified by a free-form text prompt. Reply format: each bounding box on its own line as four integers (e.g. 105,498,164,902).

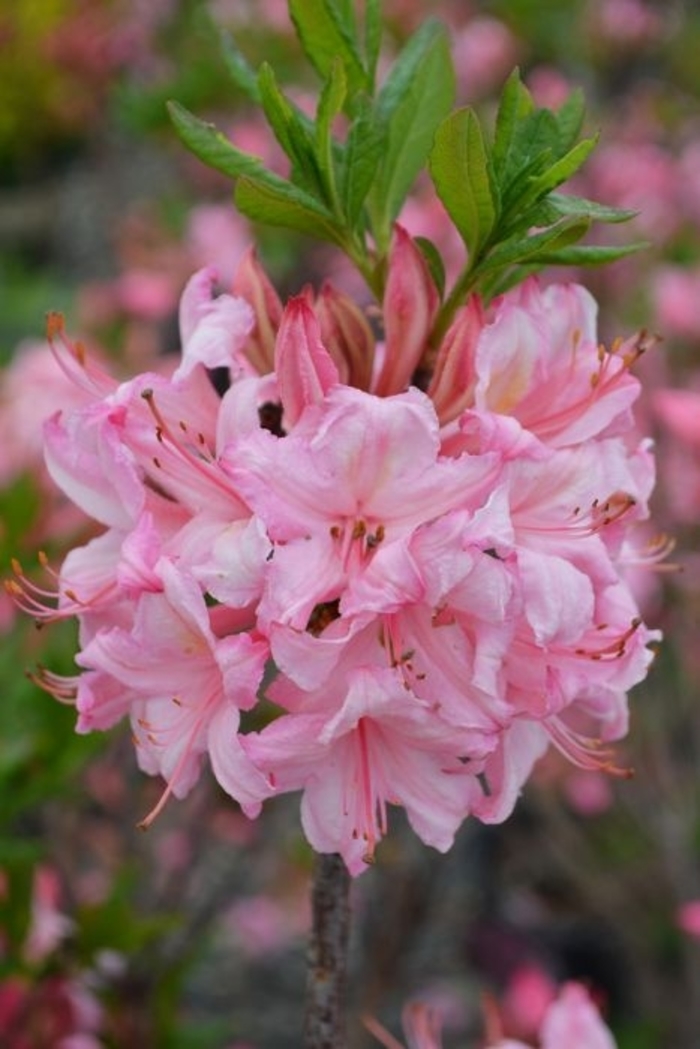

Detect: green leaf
414,236,446,298
364,0,382,85
235,176,345,245
288,0,368,98
429,107,497,256
371,20,455,242
524,134,599,200
555,87,586,152
545,192,639,224
526,241,649,266
474,216,591,276
341,95,384,226
316,59,347,205
168,100,342,241
499,108,559,197
257,63,323,194
492,69,534,171
218,30,261,104
167,100,276,182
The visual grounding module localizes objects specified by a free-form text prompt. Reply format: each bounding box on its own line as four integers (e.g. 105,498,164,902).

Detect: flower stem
304,851,351,1049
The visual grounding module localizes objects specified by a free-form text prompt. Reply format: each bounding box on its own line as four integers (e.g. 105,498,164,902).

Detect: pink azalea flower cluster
10,227,659,875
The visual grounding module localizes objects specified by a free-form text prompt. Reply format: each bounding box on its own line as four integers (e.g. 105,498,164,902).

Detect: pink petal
539,983,617,1049
374,226,439,396
175,267,254,381
44,405,144,529
274,295,339,427
208,703,272,816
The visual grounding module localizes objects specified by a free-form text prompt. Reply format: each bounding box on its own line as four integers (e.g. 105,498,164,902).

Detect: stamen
6,555,115,623
533,331,655,440
518,491,637,541
621,532,678,572
357,719,378,865
46,312,113,395
136,686,222,830
30,666,79,704
140,388,242,504
546,716,633,778
575,618,641,661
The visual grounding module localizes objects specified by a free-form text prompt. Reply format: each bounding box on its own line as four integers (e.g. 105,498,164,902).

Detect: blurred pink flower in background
587,0,664,48
0,340,97,487
499,963,558,1040
676,900,700,939
225,892,308,958
652,387,700,523
587,141,680,241
651,267,700,342
451,17,520,100
367,980,616,1048
23,866,74,966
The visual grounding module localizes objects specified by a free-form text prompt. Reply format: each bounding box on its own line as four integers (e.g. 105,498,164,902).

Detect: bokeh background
1,1,700,1046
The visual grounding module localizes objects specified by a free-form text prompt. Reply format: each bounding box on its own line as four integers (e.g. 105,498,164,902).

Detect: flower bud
373,225,439,396
275,296,339,426
315,281,375,390
427,295,483,424
232,247,284,374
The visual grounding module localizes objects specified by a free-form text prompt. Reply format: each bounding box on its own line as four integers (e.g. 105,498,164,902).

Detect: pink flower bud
315,281,375,390
373,225,439,396
427,296,484,423
232,247,284,374
274,296,339,426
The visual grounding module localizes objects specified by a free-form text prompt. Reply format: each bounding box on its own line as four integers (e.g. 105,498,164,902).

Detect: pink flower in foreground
9,249,659,874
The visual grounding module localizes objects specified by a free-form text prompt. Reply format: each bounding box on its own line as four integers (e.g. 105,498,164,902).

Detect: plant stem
304,851,351,1049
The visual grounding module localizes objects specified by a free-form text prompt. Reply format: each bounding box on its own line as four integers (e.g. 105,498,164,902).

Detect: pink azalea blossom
9,251,658,874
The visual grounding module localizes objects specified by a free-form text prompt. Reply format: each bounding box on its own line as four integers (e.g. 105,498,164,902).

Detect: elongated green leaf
257,64,323,194
474,216,591,276
288,0,368,98
218,30,261,104
371,21,455,241
341,96,384,226
374,20,448,126
168,99,341,242
168,100,278,182
498,148,554,222
430,107,497,257
316,59,346,204
524,134,598,201
235,176,345,245
555,87,586,152
526,241,649,266
364,0,382,85
492,69,534,171
499,108,559,195
415,236,446,298
333,0,355,25
545,192,638,223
